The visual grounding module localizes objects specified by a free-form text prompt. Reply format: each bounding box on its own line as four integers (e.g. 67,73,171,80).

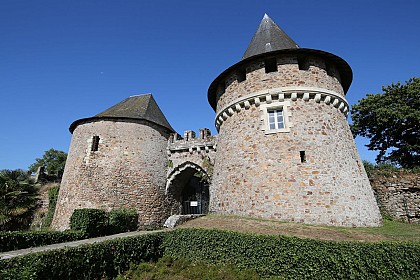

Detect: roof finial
242,14,299,60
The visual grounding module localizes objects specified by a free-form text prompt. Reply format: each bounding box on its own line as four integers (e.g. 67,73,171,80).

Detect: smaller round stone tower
51,94,174,230
207,14,382,227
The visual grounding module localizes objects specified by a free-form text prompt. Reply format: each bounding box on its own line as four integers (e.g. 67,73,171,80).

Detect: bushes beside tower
107,208,139,234
70,208,139,237
70,209,108,237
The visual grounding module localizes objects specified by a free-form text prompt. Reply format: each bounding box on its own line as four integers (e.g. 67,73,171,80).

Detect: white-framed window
260,100,292,134
267,109,284,130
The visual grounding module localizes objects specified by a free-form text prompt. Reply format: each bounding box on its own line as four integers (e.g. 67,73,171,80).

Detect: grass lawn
179,214,420,242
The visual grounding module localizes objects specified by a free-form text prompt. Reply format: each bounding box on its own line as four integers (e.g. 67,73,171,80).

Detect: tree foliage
350,77,420,168
0,169,39,230
29,148,67,176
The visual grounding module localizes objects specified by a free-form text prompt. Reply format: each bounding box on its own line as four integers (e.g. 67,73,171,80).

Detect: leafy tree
29,148,67,176
350,77,419,168
0,169,39,230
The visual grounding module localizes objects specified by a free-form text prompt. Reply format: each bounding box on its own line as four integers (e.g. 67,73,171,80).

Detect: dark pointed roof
69,94,174,133
242,14,299,60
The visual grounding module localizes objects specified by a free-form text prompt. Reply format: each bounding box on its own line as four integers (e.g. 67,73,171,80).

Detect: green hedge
1,228,419,279
70,208,108,237
70,208,139,237
0,230,87,253
162,228,420,279
107,208,138,235
0,232,164,280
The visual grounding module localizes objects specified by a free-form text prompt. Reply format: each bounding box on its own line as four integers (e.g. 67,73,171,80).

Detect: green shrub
70,208,107,237
41,185,60,229
0,230,86,252
162,228,420,279
108,208,138,235
0,232,164,280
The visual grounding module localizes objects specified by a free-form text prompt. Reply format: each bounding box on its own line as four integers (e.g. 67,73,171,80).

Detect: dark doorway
166,163,210,215
181,175,209,214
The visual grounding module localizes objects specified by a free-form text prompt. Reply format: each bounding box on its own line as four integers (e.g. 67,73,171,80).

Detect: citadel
52,15,382,230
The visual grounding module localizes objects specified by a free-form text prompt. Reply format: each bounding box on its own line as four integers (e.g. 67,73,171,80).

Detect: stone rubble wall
370,172,420,223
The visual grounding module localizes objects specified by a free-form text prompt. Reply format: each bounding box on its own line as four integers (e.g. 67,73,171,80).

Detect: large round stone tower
208,14,381,227
51,94,173,230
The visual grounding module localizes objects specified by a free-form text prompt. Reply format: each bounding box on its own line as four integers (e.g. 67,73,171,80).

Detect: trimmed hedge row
0,231,87,253
1,228,419,279
107,208,139,235
0,232,164,280
70,209,108,237
70,208,139,237
0,208,139,254
163,229,420,279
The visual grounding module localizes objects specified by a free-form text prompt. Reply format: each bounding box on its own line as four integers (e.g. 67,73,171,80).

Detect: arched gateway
166,162,210,215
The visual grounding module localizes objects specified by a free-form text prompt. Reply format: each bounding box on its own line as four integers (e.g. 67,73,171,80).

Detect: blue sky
1,0,419,170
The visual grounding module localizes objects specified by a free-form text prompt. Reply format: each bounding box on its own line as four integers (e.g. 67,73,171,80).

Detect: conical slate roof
70,94,174,133
242,14,299,60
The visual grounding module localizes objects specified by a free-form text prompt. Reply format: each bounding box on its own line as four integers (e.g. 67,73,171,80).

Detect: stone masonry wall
51,119,171,230
211,99,381,227
370,172,420,223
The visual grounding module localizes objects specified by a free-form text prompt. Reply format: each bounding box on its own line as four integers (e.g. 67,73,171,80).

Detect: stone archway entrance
166,162,210,215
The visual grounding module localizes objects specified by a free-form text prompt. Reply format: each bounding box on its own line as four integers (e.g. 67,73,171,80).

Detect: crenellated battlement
167,128,217,155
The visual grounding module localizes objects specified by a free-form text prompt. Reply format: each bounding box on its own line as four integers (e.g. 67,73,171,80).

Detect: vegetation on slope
116,256,260,280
